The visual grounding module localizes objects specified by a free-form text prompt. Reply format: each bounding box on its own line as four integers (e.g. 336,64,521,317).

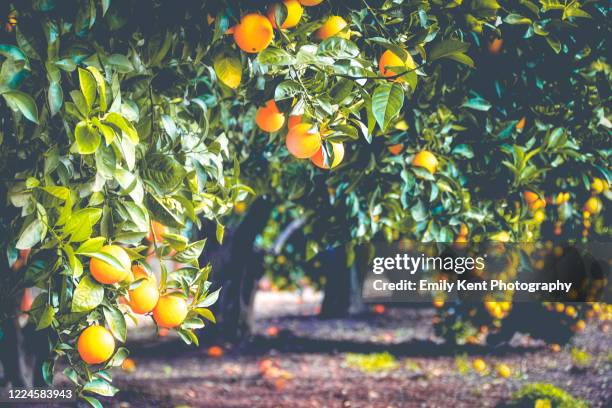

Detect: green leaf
2,90,39,123
197,288,220,308
72,276,104,312
107,347,129,367
36,305,55,330
462,96,491,111
102,112,138,144
16,219,45,249
371,83,404,131
194,307,216,323
429,40,470,62
48,81,63,116
76,237,106,253
174,240,206,263
216,222,225,244
107,54,133,73
213,53,242,89
82,378,119,397
42,186,70,200
318,37,360,59
257,47,296,66
142,154,186,194
87,66,107,111
504,14,532,25
78,67,97,112
75,121,101,154
103,306,127,342
63,208,102,242
82,396,103,408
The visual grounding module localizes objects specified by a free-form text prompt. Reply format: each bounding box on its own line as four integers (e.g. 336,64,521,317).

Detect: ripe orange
373,304,385,314
90,245,131,284
311,142,344,169
234,13,274,53
433,299,445,308
459,223,469,237
472,358,487,373
267,0,303,29
153,294,188,328
128,266,160,315
256,100,285,132
266,326,280,337
591,178,608,194
523,191,546,211
299,0,323,5
315,16,349,40
412,150,438,174
497,364,511,378
488,38,503,55
574,320,586,331
287,115,302,129
208,346,224,357
146,220,166,243
388,143,403,155
516,117,526,131
77,325,115,365
379,50,415,82
20,288,33,312
285,123,321,158
584,196,602,214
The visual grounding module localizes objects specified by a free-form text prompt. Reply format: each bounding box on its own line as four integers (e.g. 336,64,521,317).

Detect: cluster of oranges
543,303,587,333
484,300,512,320
230,1,343,54
227,3,435,169
472,358,512,378
77,223,189,365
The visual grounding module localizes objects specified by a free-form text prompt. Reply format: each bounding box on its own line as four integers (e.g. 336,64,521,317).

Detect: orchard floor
67,292,612,407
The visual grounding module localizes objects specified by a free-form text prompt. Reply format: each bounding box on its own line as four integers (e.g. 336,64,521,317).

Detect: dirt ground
50,292,612,407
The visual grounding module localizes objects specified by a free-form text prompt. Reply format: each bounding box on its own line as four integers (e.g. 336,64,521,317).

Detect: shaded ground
55,292,612,407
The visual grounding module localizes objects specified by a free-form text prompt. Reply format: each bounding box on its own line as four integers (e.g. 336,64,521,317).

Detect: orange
433,299,445,308
488,38,503,55
412,150,438,174
287,115,302,129
299,0,323,5
90,245,131,284
459,223,469,237
208,346,224,357
256,100,285,132
315,16,349,40
234,13,274,53
388,143,403,155
77,325,115,365
121,357,136,372
516,117,526,131
285,123,321,158
523,191,546,211
591,178,608,194
574,320,586,331
496,364,511,378
311,142,344,169
373,304,385,314
146,220,166,243
153,294,188,328
266,326,280,337
472,358,487,373
128,266,160,315
379,49,415,82
267,0,303,29
584,196,602,214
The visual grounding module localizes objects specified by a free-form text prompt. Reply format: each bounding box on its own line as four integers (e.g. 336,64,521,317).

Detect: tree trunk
199,198,273,343
319,247,352,318
0,295,30,388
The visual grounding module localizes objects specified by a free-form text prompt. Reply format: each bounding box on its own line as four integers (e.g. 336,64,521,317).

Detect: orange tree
222,0,610,331
0,0,478,403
